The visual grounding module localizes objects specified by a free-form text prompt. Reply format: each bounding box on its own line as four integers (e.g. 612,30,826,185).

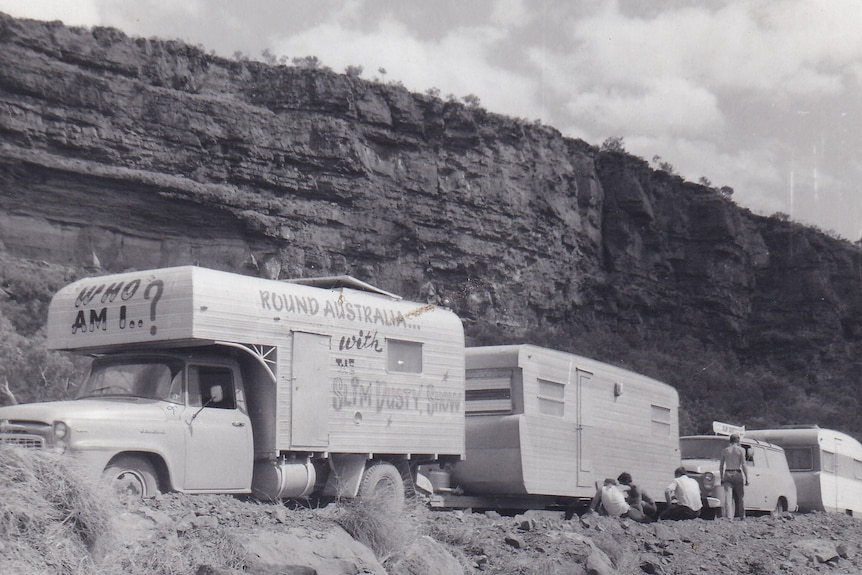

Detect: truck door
183,364,253,490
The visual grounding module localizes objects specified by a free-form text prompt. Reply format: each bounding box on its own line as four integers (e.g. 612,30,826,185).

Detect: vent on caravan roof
285,275,402,300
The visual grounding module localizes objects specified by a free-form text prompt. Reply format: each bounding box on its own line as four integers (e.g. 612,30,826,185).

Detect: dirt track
116,493,862,574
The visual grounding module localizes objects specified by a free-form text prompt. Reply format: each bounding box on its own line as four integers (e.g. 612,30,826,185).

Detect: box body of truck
433,344,680,509
1,266,465,501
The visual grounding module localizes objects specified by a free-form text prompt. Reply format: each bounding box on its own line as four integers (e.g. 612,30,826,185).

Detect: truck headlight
53,421,69,452
703,471,715,490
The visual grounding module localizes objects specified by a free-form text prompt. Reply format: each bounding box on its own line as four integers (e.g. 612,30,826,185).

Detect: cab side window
188,365,236,409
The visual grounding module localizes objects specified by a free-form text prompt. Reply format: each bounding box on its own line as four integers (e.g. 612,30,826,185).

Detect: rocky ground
110,493,862,575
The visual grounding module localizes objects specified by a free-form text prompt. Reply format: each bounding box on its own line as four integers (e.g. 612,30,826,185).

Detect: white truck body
431,344,681,510
0,266,465,500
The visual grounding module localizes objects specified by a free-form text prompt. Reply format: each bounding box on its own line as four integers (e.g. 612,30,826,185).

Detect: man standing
719,433,749,519
660,467,702,520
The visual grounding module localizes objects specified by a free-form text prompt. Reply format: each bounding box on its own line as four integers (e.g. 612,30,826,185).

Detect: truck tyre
103,455,159,498
358,462,405,512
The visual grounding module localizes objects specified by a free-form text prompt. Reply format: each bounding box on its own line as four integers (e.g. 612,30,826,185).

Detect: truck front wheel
358,462,405,512
103,455,159,498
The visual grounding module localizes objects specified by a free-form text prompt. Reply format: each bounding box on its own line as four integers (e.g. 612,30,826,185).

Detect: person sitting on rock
590,478,651,523
617,472,657,519
660,467,703,521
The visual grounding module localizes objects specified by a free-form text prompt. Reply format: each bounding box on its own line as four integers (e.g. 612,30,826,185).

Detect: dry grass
335,493,421,563
101,526,248,575
0,446,115,575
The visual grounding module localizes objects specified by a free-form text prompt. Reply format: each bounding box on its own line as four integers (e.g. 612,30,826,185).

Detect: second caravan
746,426,862,516
430,344,681,510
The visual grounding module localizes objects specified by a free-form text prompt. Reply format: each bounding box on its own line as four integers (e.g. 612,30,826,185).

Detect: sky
1,0,860,240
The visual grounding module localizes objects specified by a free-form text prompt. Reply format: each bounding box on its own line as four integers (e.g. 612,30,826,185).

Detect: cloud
563,77,723,137
270,17,538,118
0,0,101,26
490,0,531,29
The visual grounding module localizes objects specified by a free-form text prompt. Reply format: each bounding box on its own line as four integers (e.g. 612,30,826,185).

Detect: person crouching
591,478,652,523
660,467,703,520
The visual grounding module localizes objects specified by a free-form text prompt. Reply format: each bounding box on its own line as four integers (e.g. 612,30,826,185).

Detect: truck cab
0,349,253,496
0,266,466,505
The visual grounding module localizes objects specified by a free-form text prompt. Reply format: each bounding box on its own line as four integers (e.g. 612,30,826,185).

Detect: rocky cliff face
1,13,860,435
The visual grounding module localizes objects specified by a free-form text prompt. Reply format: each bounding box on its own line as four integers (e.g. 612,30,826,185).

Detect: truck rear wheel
358,462,405,512
103,455,159,498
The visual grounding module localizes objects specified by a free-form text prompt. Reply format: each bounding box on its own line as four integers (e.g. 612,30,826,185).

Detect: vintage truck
0,266,465,507
0,266,681,512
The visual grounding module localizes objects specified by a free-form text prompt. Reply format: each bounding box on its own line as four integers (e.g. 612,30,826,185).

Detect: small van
680,435,798,517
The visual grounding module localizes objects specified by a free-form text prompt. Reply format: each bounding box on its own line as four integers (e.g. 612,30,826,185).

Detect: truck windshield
77,358,184,404
680,438,726,460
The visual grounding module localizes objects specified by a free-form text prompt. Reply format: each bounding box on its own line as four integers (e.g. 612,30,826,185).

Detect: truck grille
0,421,50,449
0,434,45,449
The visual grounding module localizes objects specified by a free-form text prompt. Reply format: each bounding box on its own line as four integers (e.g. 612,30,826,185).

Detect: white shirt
601,484,630,516
667,475,702,511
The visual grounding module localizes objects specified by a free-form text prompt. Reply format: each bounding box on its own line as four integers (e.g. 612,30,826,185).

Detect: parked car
680,435,798,518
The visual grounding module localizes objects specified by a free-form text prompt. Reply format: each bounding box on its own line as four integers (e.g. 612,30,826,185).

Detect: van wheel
103,455,159,498
358,462,405,513
773,497,787,514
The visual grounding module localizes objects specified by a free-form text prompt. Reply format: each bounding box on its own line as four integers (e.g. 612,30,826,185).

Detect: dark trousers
659,504,699,521
723,470,745,518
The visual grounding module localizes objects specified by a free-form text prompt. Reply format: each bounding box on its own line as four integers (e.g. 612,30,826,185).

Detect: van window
743,445,760,466
855,459,862,480
784,447,814,471
386,339,422,373
188,365,236,409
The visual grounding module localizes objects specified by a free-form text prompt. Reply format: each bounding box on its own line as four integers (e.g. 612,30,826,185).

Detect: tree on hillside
600,136,626,153
463,94,481,108
293,55,327,70
652,155,675,175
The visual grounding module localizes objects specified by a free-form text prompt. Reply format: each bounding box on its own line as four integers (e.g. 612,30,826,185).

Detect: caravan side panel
517,346,680,499
456,345,680,500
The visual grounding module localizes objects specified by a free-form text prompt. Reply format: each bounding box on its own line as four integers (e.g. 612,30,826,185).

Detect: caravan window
465,368,513,414
821,450,836,473
386,339,423,373
537,378,565,417
650,405,672,437
784,447,814,471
